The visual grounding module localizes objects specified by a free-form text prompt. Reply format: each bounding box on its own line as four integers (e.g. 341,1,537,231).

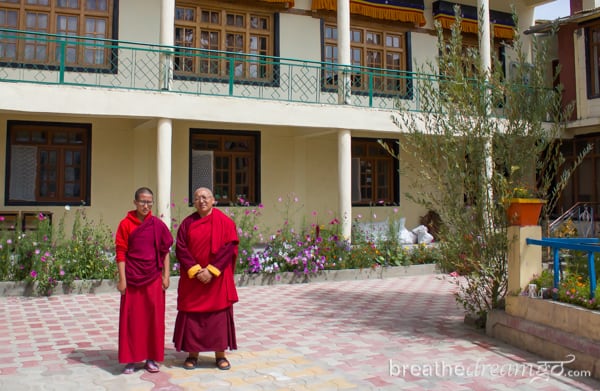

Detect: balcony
0,29,426,111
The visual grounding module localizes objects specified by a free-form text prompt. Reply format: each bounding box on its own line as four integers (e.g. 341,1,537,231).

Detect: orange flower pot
506,198,546,226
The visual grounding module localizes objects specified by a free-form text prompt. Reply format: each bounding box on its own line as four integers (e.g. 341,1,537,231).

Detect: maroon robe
173,208,239,353
116,211,173,363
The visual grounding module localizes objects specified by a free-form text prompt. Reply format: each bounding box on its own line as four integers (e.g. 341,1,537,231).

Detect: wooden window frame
322,20,410,97
5,120,91,206
174,1,277,83
0,0,117,70
351,138,399,206
189,129,261,206
586,22,600,99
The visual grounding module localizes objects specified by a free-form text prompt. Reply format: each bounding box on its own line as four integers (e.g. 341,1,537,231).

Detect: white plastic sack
398,218,417,244
412,224,434,244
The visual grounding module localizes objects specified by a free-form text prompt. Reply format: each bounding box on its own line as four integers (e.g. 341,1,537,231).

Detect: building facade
0,0,543,237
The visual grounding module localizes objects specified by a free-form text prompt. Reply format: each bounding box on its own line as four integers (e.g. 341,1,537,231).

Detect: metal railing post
59,40,65,84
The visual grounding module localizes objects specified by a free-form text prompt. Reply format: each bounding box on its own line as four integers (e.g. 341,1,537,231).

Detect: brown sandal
216,357,231,370
183,356,198,370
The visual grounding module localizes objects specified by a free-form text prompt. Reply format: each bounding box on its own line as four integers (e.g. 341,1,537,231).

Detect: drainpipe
337,0,352,240
157,0,174,227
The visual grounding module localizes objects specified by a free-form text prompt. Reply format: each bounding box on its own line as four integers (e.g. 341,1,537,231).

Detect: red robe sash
124,213,173,287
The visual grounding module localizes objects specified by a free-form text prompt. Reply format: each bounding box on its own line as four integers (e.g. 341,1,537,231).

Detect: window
174,1,275,80
189,130,260,205
558,135,600,218
0,0,116,68
351,138,399,205
323,22,409,95
5,120,91,205
587,23,600,98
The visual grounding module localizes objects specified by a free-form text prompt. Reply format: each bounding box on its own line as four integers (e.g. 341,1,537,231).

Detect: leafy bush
0,206,115,296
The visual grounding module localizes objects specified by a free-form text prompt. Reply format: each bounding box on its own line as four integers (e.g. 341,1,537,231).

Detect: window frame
320,18,413,98
188,129,261,206
0,0,119,73
5,120,92,206
174,0,280,86
351,137,399,206
586,21,600,99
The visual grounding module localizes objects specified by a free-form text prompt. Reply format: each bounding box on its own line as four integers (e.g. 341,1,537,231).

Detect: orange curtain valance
259,0,295,7
432,1,515,40
312,0,426,27
434,15,514,40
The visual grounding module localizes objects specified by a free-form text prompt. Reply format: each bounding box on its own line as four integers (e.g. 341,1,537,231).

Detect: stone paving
0,273,599,390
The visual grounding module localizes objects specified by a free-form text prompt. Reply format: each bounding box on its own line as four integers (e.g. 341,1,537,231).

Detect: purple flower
30,270,37,278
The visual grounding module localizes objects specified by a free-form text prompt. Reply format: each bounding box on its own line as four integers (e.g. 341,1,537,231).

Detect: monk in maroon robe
173,187,239,370
115,187,173,374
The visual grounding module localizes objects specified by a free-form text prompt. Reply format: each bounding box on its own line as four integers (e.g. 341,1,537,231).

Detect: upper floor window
323,22,409,96
352,138,399,205
587,23,600,98
5,120,91,206
0,0,115,68
174,1,275,81
189,129,260,205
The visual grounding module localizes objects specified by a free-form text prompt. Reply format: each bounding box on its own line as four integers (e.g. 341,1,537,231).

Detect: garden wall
486,225,600,380
0,263,438,297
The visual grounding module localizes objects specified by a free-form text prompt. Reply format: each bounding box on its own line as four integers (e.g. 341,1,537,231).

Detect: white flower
65,205,71,211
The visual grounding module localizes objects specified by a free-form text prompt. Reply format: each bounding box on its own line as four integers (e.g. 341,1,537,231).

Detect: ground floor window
351,138,399,205
5,120,91,205
189,129,260,205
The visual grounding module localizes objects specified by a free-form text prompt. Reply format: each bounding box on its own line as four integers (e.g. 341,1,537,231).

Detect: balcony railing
0,29,427,110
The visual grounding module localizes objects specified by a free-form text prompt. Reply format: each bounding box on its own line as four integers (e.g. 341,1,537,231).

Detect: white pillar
160,0,175,90
338,129,352,239
337,0,351,105
157,119,172,226
479,0,494,218
337,1,352,239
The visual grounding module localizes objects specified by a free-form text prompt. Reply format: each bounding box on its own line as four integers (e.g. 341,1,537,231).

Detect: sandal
123,363,135,375
144,360,159,373
183,356,198,370
215,357,231,370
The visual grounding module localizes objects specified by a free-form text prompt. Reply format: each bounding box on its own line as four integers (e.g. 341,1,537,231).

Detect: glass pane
65,167,74,181
325,26,336,40
53,132,68,144
351,30,362,43
86,0,107,11
31,131,46,143
57,0,79,8
65,150,72,165
177,7,195,21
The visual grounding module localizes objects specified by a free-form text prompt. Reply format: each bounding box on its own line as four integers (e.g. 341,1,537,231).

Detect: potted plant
506,184,546,227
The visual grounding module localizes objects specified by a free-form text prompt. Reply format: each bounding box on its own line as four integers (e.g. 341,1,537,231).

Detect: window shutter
191,150,214,191
351,157,361,202
9,145,37,202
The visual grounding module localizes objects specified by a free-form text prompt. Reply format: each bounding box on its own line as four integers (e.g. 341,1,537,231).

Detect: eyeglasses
136,200,154,206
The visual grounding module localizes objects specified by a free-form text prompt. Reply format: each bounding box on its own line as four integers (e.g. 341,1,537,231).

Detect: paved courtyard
0,273,599,390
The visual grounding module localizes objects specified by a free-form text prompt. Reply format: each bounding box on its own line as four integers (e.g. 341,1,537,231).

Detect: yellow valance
312,0,426,27
259,0,295,7
434,15,514,40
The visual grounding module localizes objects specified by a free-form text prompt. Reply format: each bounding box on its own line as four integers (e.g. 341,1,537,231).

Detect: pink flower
59,270,65,276
449,271,459,278
38,213,45,220
30,270,37,278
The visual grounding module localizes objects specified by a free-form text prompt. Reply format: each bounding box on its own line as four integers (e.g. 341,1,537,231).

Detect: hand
162,276,170,290
117,279,126,295
196,268,213,284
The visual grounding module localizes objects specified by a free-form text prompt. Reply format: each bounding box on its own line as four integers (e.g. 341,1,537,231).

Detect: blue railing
526,237,599,299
